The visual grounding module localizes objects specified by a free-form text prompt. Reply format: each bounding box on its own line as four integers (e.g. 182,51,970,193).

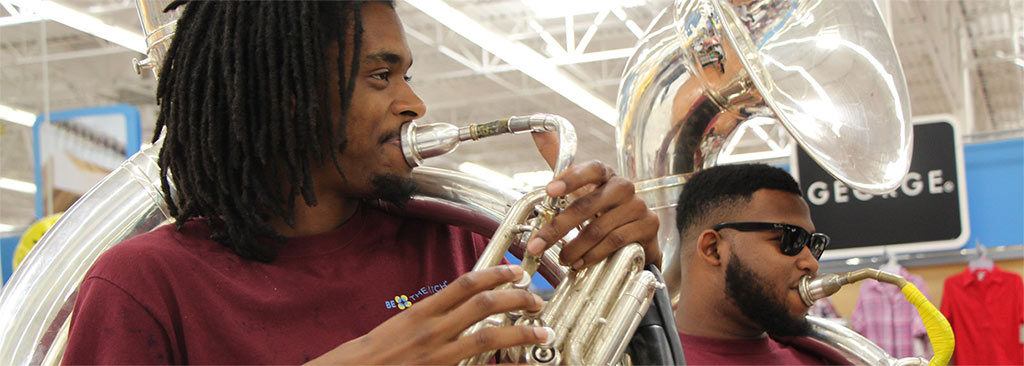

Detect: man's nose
394,83,426,118
796,246,819,275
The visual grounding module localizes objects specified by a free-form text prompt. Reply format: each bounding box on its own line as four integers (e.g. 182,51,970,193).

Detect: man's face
718,189,820,336
317,2,425,202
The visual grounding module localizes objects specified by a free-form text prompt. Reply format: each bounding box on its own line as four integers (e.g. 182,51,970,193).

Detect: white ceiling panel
1,0,1021,229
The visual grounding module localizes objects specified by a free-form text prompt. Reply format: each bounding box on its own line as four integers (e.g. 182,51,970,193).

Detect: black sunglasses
712,222,829,259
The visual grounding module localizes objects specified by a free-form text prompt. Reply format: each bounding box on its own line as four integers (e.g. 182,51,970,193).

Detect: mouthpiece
400,122,461,167
400,114,564,167
798,274,845,307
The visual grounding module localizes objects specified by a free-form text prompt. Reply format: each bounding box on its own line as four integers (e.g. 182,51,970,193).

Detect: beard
724,254,811,337
369,173,417,207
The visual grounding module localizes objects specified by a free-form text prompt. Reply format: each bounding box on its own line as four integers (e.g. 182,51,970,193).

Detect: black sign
796,121,968,256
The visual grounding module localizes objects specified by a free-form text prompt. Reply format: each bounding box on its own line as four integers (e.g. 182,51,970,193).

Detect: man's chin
369,173,417,206
725,256,812,338
768,311,812,337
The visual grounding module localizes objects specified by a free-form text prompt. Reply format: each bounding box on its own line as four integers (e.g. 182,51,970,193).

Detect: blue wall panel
962,139,1024,249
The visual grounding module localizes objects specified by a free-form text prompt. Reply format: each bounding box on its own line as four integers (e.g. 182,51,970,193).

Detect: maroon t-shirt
679,332,830,365
63,206,489,365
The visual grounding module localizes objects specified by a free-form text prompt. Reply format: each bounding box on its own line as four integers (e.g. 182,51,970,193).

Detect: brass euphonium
399,116,676,365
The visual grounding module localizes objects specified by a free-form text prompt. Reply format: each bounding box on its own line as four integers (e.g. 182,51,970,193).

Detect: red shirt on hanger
940,266,1024,365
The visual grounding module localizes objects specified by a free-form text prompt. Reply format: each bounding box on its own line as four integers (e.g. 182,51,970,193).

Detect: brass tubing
549,259,610,351
458,314,511,366
459,189,547,366
571,244,645,355
798,269,953,366
472,189,547,271
799,268,908,307
517,201,560,285
585,270,661,366
540,270,577,326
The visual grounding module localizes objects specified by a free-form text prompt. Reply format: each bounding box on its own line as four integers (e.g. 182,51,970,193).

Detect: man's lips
789,286,811,309
380,131,400,145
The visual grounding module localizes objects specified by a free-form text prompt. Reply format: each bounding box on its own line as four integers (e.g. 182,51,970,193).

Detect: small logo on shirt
395,295,412,309
385,280,448,311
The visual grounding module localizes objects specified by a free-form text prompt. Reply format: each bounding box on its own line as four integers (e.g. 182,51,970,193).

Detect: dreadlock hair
675,164,801,249
154,1,394,262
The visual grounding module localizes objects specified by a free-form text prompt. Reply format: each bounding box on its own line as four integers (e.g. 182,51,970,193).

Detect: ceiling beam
405,0,617,126
906,2,959,111
9,0,145,53
14,46,131,64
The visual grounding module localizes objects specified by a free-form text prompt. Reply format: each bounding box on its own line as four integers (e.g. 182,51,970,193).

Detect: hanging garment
850,267,931,359
809,298,841,319
940,266,1024,365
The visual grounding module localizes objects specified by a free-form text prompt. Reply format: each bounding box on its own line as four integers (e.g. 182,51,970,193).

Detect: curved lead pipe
798,269,952,366
400,113,576,179
798,269,908,307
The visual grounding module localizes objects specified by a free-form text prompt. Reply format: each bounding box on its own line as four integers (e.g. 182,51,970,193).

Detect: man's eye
403,75,413,82
372,71,390,81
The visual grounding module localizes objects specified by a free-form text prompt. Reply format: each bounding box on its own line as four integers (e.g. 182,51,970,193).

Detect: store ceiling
1,0,1022,228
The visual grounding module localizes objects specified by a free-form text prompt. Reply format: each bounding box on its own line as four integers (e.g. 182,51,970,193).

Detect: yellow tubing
901,283,954,366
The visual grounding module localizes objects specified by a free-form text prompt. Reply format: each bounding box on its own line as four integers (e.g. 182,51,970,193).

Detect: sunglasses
712,222,829,260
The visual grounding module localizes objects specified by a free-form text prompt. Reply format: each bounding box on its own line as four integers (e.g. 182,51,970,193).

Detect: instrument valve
535,204,557,223
513,225,534,234
514,271,533,290
531,346,556,364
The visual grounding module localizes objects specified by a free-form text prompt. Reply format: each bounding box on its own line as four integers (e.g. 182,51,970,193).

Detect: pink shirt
849,267,930,358
64,206,490,365
679,332,829,365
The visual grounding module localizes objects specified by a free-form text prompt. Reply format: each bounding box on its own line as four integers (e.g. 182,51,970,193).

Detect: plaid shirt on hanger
849,267,930,359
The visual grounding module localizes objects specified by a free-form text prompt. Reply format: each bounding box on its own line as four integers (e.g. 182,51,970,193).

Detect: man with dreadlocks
63,1,661,364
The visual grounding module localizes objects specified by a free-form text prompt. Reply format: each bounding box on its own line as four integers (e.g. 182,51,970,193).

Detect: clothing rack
819,244,1024,274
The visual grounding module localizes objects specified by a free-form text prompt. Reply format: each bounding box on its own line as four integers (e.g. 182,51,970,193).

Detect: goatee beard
369,173,417,207
724,254,811,337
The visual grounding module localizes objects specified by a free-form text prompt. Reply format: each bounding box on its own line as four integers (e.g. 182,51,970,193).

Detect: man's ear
696,229,722,266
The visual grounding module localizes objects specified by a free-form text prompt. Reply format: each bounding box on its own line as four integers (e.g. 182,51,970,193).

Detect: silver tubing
0,141,171,365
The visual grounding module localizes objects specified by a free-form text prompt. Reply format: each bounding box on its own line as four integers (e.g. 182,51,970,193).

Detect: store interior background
1,0,1022,315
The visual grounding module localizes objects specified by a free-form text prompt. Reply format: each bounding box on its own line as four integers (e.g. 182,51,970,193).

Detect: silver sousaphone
617,0,913,364
618,0,912,304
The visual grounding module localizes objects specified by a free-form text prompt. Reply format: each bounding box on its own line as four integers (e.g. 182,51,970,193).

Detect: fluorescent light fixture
0,13,42,27
0,177,37,194
521,0,645,19
0,104,36,127
0,223,19,231
11,0,145,53
406,0,617,125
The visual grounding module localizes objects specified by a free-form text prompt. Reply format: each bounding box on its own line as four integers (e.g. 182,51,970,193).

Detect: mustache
378,130,400,144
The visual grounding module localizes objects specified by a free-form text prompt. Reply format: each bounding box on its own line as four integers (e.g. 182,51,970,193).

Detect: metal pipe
798,268,908,307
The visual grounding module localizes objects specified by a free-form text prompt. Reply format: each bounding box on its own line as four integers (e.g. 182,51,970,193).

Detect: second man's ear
696,229,722,267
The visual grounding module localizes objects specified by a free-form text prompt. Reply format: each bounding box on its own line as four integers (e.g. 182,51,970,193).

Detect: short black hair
675,164,801,244
155,1,393,262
